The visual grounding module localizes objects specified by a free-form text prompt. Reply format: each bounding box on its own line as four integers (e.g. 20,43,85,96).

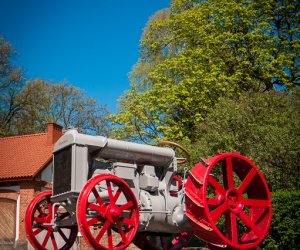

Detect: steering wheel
156,140,190,164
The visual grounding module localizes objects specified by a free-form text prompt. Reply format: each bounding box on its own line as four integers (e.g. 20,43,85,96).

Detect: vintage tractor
25,128,272,250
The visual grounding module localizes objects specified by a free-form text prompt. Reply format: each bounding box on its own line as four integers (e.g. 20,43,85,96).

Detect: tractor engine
25,128,272,250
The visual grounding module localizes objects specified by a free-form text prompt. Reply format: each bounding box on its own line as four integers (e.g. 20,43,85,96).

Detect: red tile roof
0,124,62,181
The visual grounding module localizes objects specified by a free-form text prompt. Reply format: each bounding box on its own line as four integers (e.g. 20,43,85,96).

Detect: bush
186,91,300,191
261,190,300,249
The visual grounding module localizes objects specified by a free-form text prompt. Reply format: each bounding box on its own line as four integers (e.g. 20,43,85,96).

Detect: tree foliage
0,36,110,137
112,0,300,143
15,79,110,136
187,91,300,191
261,190,300,249
0,36,24,135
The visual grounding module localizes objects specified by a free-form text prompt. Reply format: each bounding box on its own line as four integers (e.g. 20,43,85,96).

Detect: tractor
25,128,272,249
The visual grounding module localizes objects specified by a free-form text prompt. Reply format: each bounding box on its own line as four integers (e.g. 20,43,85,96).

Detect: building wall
0,190,19,246
0,182,52,249
18,181,37,243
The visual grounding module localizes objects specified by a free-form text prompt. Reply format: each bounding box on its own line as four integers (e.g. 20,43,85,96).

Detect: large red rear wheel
25,190,78,250
77,174,139,250
133,231,193,250
185,152,272,249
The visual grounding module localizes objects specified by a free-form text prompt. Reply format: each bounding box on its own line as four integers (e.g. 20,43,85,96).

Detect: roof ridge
0,132,47,141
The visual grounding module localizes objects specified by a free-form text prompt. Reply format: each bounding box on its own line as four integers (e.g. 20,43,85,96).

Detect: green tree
0,36,24,136
0,36,110,137
15,79,111,136
112,0,300,143
187,91,300,191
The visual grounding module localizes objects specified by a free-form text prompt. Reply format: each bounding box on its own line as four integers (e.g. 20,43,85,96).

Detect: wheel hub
107,205,122,223
225,189,243,214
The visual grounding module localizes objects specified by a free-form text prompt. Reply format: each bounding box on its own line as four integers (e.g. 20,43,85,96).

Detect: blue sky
0,0,170,112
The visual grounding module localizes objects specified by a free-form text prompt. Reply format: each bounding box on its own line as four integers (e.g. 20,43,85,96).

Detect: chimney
47,123,63,145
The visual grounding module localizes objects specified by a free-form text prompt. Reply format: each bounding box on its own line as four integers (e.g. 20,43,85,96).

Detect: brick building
0,123,63,249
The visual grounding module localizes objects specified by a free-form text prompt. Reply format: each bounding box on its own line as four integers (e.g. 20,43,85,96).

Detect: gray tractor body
52,129,191,233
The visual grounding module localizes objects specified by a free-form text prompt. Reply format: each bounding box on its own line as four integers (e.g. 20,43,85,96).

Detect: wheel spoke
119,201,133,211
41,229,51,248
92,188,104,205
117,221,128,244
210,202,227,223
238,168,256,194
121,217,135,227
238,211,262,236
58,212,70,220
208,176,226,195
114,187,122,203
108,226,113,249
106,181,115,205
207,198,221,206
225,157,234,189
254,207,270,225
95,220,111,242
87,217,100,226
51,233,58,250
88,202,101,211
58,228,68,243
242,198,270,207
239,210,268,243
226,212,238,243
33,228,44,236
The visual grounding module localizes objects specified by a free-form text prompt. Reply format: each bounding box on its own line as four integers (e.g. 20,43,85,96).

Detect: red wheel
25,190,78,250
133,231,192,250
77,174,139,250
185,152,272,249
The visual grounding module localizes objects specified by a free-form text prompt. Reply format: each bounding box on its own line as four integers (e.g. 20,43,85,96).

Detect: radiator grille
53,146,72,195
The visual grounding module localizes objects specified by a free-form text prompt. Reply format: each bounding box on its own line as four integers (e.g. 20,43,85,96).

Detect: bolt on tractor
25,128,272,250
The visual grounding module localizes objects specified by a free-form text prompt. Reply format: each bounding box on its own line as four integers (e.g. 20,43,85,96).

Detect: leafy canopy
0,36,110,137
16,79,110,136
112,0,300,143
188,91,300,191
0,36,24,136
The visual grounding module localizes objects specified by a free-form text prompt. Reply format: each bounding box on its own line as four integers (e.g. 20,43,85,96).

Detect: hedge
261,190,300,249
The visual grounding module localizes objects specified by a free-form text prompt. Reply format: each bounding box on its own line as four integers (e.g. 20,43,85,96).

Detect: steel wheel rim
203,153,272,249
77,174,139,250
25,190,78,250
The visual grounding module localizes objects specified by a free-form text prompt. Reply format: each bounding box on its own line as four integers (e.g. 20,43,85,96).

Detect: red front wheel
25,190,78,250
77,174,139,250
